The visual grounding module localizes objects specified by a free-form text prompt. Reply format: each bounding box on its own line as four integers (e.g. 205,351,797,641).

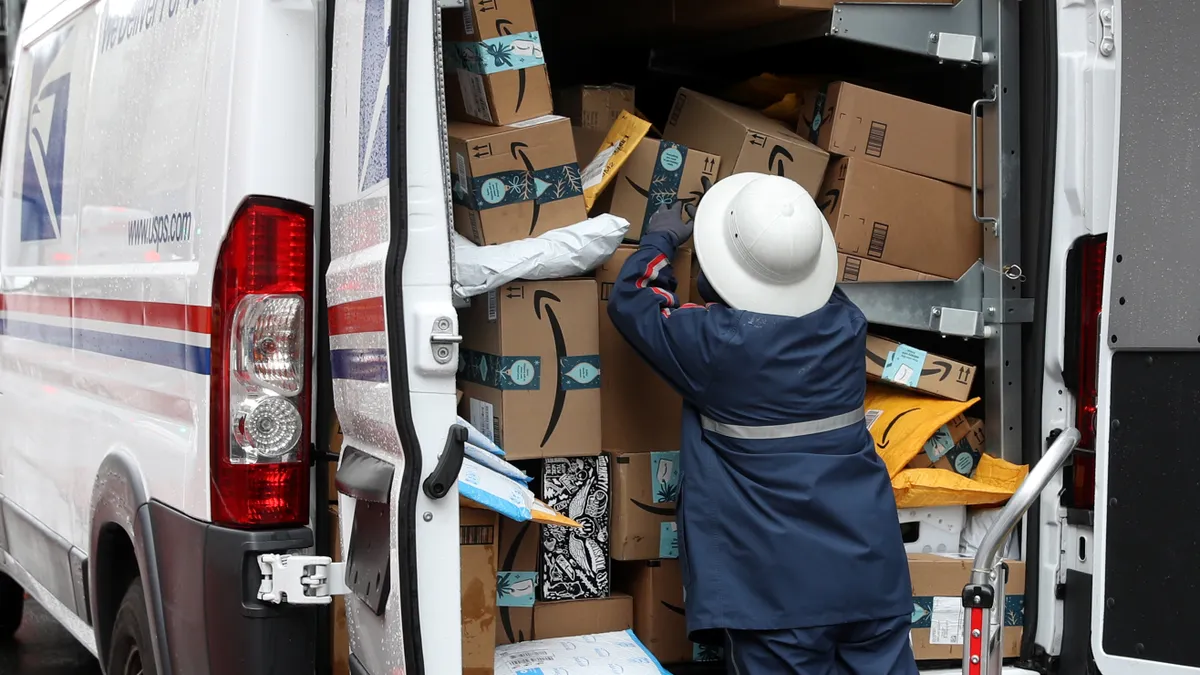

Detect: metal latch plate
257,553,350,606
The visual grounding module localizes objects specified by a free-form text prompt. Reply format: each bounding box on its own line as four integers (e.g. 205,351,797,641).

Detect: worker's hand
682,175,713,221
646,201,693,248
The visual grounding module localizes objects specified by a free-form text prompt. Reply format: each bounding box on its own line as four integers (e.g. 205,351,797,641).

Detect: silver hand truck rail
961,427,1081,675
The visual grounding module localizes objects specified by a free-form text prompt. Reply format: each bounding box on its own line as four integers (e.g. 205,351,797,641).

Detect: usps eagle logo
21,29,73,242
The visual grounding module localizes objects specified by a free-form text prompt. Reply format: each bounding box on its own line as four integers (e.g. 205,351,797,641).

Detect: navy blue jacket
608,231,912,639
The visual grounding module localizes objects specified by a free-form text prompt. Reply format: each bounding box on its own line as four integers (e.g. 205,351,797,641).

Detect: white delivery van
0,0,1189,674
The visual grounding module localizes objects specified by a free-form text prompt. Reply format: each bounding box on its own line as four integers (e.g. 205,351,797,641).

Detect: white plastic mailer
494,630,670,675
452,214,629,299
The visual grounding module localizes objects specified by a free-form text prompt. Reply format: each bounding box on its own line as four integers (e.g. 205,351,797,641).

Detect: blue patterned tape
452,163,582,212
461,349,541,391
447,31,544,75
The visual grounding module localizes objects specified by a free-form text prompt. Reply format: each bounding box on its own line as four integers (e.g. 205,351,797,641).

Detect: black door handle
423,424,467,500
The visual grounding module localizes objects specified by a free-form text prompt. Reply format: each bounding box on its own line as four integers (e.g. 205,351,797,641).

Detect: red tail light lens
211,199,313,528
1069,235,1106,509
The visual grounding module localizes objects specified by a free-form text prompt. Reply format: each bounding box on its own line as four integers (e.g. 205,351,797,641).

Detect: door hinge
256,554,350,605
1099,7,1115,57
430,316,461,365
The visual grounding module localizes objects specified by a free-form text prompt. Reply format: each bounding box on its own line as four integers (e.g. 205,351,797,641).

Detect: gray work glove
646,201,694,248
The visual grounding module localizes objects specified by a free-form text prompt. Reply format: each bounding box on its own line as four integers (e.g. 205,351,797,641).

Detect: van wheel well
94,524,140,665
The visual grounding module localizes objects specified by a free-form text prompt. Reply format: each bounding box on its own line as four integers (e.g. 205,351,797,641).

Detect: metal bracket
437,0,465,8
257,554,350,606
984,298,1035,325
928,32,993,64
1099,7,1116,57
430,316,461,365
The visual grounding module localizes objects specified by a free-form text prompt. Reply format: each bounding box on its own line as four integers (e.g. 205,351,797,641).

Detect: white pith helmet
692,172,838,318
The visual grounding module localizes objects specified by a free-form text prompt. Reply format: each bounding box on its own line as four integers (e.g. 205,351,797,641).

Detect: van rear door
325,0,461,673
1092,1,1200,673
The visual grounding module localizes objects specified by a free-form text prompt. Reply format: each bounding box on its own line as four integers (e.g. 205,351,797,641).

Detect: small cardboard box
909,554,1024,660
443,0,553,125
865,335,977,402
330,506,349,675
805,82,976,188
837,254,947,283
605,138,721,243
557,84,636,163
449,116,587,246
596,246,693,454
615,560,723,664
664,89,829,196
821,157,981,280
459,279,601,459
609,451,679,561
910,417,985,477
496,520,540,645
461,507,500,675
531,595,635,640
539,455,612,601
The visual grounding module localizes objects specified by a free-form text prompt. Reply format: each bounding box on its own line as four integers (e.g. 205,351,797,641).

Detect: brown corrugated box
557,84,636,163
532,595,635,640
450,116,587,246
837,254,947,283
820,157,981,280
606,138,720,243
443,0,552,125
496,520,540,645
909,554,1024,660
615,560,721,664
664,89,829,196
865,335,977,401
596,246,693,454
461,507,499,675
609,452,679,561
805,82,976,188
910,417,985,477
459,279,600,459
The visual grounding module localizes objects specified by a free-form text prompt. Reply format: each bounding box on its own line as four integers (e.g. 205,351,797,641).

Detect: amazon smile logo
534,290,601,447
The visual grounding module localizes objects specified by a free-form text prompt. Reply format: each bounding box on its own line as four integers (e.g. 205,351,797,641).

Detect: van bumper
145,500,316,675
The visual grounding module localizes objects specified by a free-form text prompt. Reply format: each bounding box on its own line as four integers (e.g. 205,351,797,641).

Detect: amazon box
605,139,721,243
615,560,724,664
910,417,985,478
443,0,552,125
450,116,587,246
865,335,976,402
664,89,828,196
609,451,679,561
909,554,1024,660
330,507,349,675
460,507,500,675
596,246,693,454
531,595,634,640
821,157,981,280
805,82,976,188
459,279,600,459
557,84,636,163
838,254,946,283
496,520,540,645
539,455,612,600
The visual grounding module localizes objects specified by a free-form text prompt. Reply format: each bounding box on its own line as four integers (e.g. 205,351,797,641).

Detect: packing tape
633,141,690,243
446,31,545,75
806,82,832,144
451,162,583,212
461,350,601,391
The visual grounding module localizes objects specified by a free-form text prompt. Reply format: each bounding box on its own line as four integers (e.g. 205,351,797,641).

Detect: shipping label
455,69,493,123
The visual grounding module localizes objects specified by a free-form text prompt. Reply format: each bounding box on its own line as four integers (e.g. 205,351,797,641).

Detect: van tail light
1064,235,1106,510
210,199,313,528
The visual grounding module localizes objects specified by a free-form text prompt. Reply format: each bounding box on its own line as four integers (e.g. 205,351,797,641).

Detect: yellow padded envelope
864,384,977,478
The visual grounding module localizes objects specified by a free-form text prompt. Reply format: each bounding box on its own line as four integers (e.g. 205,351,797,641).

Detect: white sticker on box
581,143,620,191
929,597,965,645
461,6,475,35
865,409,884,430
508,114,566,129
487,289,498,322
469,398,496,442
457,69,493,123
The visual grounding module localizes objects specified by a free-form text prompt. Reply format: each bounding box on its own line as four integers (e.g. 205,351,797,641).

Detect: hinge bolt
423,512,433,522
972,629,981,638
971,656,980,664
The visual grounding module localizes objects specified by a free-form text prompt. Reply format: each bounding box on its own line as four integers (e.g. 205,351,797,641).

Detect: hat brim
693,173,838,318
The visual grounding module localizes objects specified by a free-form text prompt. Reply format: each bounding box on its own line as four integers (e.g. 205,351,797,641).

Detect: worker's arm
607,228,734,406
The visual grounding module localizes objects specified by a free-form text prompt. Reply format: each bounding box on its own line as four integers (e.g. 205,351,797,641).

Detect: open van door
325,0,462,672
1093,1,1200,673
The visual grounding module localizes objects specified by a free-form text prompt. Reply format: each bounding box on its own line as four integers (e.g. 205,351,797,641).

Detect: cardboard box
496,520,540,645
443,0,552,125
837,254,947,283
596,246,693,454
910,417,985,477
531,595,634,640
459,279,601,460
604,138,721,243
449,116,587,246
539,455,611,600
909,554,1024,660
821,157,981,280
865,335,977,402
615,560,723,664
609,451,679,561
461,507,500,675
806,82,976,188
664,89,828,196
557,84,636,163
330,506,349,675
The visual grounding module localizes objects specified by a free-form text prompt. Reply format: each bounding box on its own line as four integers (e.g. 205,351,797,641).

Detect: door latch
430,316,461,365
257,554,350,605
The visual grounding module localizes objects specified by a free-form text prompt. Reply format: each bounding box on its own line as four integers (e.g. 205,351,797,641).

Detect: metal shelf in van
838,260,991,338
